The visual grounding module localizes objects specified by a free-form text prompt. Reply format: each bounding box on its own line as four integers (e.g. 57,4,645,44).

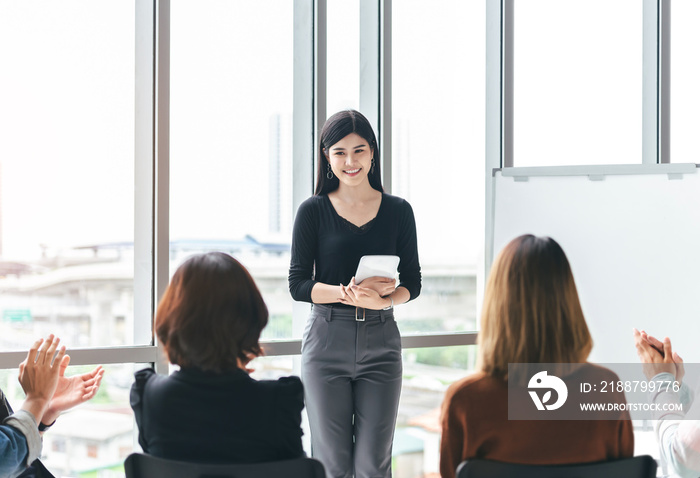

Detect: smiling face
314,109,383,195
325,132,374,189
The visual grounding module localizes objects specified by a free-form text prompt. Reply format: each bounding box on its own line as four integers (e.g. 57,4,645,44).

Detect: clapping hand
633,328,683,381
40,356,104,426
18,335,67,423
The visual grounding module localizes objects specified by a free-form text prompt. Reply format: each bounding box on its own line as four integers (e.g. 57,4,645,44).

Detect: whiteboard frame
486,164,699,278
487,163,700,364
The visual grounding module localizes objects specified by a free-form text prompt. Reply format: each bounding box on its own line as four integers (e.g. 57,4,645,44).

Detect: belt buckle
355,307,366,321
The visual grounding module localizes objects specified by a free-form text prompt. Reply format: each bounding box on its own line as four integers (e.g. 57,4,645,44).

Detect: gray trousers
301,304,402,478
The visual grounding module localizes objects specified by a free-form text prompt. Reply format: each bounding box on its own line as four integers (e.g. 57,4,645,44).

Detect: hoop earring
371,158,375,174
326,163,334,179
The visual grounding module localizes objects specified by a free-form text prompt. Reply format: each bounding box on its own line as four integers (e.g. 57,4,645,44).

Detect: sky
0,0,483,268
1,0,698,266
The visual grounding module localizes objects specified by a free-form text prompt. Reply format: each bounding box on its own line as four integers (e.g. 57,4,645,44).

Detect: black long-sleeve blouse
288,193,421,307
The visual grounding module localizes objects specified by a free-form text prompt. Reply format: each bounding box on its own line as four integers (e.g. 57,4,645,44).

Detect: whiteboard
491,164,700,363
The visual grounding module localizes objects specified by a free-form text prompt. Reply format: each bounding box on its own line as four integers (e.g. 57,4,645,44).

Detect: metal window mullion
0,332,478,369
380,0,392,193
502,0,513,169
659,0,670,163
154,0,170,374
315,0,327,150
643,0,671,164
260,333,478,357
359,0,391,193
642,0,659,164
485,0,509,282
292,0,318,338
0,346,160,369
293,0,318,214
359,0,379,133
134,0,156,348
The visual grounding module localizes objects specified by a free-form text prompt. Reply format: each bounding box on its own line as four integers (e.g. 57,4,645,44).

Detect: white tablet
354,255,400,283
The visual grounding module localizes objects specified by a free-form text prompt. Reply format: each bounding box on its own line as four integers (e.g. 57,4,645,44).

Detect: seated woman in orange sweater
440,234,633,478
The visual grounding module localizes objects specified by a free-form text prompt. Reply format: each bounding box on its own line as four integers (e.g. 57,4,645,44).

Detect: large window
513,0,642,166
327,0,360,113
392,0,484,334
5,0,686,476
0,363,145,477
0,1,136,350
0,2,141,475
170,1,295,340
488,0,683,463
670,0,700,163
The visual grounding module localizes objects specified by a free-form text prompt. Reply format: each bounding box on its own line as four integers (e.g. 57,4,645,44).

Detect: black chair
124,453,326,478
456,455,657,478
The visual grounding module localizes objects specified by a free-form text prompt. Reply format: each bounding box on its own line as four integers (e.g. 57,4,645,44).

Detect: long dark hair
314,109,384,195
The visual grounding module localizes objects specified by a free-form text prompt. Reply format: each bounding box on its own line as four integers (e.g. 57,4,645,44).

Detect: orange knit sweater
439,364,634,478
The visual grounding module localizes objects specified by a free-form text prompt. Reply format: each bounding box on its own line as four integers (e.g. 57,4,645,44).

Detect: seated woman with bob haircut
440,235,633,478
130,252,304,463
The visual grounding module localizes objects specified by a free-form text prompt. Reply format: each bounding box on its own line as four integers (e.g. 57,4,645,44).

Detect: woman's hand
339,277,392,310
41,356,104,426
673,351,685,384
357,276,396,297
633,328,678,380
639,330,685,383
18,335,67,422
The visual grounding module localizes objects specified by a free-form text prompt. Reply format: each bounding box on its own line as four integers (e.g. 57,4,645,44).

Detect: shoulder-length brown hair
155,252,268,373
478,235,593,379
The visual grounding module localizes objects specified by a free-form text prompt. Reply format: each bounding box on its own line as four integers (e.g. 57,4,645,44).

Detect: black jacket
130,367,304,463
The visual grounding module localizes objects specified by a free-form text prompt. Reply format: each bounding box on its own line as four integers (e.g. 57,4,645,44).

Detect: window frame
484,0,673,271
0,0,478,373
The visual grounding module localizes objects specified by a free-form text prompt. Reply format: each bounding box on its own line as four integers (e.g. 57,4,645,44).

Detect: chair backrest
456,455,657,478
124,453,326,478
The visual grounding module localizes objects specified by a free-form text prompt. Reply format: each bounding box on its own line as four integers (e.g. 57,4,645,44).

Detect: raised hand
18,335,67,422
640,330,665,357
673,351,685,384
633,328,678,380
41,355,104,425
635,329,685,382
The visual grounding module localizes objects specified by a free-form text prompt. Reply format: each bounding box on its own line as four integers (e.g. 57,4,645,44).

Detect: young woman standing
289,109,421,478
